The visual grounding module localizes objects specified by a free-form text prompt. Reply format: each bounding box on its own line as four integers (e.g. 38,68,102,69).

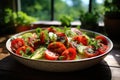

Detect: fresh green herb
36,28,41,36
65,30,77,37
75,55,80,60
89,38,99,50
64,26,70,32
43,30,49,41
22,33,32,42
58,56,65,60
55,27,64,32
20,47,33,58
25,47,32,55
64,26,77,37
20,50,25,56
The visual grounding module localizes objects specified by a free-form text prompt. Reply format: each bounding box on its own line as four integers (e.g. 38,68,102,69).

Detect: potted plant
104,0,120,40
79,11,99,31
4,8,37,33
60,15,73,27
14,11,37,33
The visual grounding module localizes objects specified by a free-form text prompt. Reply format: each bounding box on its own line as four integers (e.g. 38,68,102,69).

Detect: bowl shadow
0,56,111,80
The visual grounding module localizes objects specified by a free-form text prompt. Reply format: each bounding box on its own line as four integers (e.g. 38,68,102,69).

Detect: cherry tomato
44,50,59,60
55,32,66,37
46,27,56,33
73,35,88,46
33,41,41,49
55,32,68,46
48,42,66,55
61,48,76,60
40,31,45,44
11,38,25,52
95,35,108,45
98,43,108,54
16,46,34,56
84,46,99,58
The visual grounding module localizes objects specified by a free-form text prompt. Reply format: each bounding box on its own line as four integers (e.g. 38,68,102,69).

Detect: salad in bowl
10,27,109,60
6,26,113,72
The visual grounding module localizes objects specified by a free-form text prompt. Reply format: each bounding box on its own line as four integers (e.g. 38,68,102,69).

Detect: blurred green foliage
104,0,120,19
60,15,73,27
54,0,84,20
20,0,106,22
4,8,15,24
15,11,37,26
21,0,86,21
4,8,37,27
104,0,120,13
1,0,109,34
21,0,51,20
79,11,99,26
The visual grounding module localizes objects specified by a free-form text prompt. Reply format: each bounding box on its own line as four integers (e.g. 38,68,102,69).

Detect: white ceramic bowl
6,29,113,72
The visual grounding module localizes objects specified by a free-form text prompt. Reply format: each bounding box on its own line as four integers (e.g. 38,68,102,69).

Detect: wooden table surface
0,35,120,80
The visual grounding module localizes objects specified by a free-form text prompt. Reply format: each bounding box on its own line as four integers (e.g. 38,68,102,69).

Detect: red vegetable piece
44,50,59,60
48,42,66,55
46,27,56,33
11,38,25,52
98,43,108,54
55,32,68,46
84,46,99,58
16,46,34,56
95,35,108,45
73,35,88,46
61,48,76,60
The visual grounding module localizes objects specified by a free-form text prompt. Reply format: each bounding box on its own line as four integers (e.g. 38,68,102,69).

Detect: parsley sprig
89,38,100,50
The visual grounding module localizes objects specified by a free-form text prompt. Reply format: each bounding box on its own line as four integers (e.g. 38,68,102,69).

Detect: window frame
15,0,104,27
17,0,92,21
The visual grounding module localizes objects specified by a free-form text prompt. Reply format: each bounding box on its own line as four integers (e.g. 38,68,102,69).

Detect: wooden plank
110,67,120,80
104,54,120,67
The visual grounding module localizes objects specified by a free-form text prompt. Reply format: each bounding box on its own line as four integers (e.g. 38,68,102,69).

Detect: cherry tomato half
48,42,66,55
61,48,76,60
95,35,108,45
73,35,88,46
55,32,68,46
11,38,25,52
97,43,108,54
46,27,56,33
44,50,59,60
84,46,99,58
16,46,34,56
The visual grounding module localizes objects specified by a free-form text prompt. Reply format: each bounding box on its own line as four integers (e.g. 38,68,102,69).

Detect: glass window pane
93,0,104,21
20,0,51,20
54,0,89,20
